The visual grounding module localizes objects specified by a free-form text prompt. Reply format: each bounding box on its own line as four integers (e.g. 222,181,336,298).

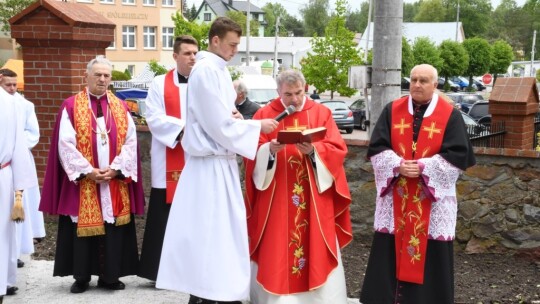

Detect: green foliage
438,39,469,79
402,37,415,77
228,66,243,81
301,0,330,37
189,4,198,21
354,2,370,34
282,15,305,37
172,12,210,50
414,0,447,22
0,0,34,33
489,40,514,81
112,70,130,81
123,69,132,79
536,69,540,82
262,3,288,36
148,59,168,76
463,37,492,89
412,37,443,72
301,0,362,99
345,8,362,33
403,1,422,22
443,0,492,38
226,11,260,37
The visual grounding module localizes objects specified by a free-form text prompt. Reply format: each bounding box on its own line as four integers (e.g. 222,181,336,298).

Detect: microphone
274,105,297,122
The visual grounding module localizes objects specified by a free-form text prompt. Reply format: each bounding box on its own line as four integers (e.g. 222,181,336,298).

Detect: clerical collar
236,98,247,107
177,72,188,83
88,90,107,100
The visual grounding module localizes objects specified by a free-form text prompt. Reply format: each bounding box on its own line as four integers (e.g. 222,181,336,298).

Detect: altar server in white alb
0,68,44,297
0,83,38,302
156,17,278,304
138,35,198,282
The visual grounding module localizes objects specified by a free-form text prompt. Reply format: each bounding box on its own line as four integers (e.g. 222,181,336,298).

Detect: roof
238,37,312,54
232,1,264,13
197,0,263,19
358,22,465,50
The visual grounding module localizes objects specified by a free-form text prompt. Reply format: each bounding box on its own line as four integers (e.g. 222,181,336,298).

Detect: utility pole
246,0,251,66
370,0,403,137
363,0,373,131
455,0,460,42
531,30,536,77
273,16,280,78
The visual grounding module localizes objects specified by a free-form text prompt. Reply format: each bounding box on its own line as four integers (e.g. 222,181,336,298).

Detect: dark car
467,100,490,125
472,79,486,91
401,77,411,90
349,98,367,131
446,92,484,113
320,100,354,134
461,111,489,138
437,78,459,92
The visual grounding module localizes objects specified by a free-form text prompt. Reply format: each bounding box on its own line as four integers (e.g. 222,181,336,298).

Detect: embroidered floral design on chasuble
288,155,309,276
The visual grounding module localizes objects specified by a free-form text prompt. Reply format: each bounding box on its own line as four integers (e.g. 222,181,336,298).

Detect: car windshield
461,112,477,125
247,89,278,104
462,95,483,104
322,101,348,111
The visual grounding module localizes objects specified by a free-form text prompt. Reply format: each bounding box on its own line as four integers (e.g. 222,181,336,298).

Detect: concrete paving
5,255,361,304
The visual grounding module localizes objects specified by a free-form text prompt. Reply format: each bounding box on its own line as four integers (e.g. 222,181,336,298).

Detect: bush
112,70,130,81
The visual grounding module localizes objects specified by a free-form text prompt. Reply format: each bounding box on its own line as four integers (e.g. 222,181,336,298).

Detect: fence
467,121,506,148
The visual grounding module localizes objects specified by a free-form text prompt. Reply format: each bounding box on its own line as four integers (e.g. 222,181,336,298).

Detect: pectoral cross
100,132,107,145
286,119,307,131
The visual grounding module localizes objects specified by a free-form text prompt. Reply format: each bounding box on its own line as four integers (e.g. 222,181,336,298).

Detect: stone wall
137,130,540,254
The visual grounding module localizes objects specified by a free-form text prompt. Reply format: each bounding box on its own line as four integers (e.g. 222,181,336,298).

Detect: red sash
164,70,185,203
390,96,452,284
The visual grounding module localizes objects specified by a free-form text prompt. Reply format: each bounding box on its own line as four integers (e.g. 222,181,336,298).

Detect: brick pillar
489,77,540,150
9,0,114,183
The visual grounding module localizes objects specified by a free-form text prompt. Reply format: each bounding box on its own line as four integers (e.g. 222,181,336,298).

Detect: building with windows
1,0,182,77
194,0,266,37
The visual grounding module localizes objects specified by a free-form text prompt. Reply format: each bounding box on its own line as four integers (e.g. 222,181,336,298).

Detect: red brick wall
10,3,114,184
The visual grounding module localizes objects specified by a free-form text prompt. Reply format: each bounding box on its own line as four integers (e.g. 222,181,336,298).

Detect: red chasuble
245,98,352,294
164,70,185,203
390,95,453,284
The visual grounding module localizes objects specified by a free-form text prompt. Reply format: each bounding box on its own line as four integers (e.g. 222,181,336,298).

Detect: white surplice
0,89,38,296
156,51,261,301
57,93,139,221
145,69,186,188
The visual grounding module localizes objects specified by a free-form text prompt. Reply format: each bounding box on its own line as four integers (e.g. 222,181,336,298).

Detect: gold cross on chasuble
286,119,307,131
171,171,181,181
422,121,442,139
393,118,411,135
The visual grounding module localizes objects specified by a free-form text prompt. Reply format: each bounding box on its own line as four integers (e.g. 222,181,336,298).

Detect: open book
276,127,327,144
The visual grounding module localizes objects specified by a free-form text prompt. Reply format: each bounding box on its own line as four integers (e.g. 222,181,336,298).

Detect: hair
410,64,438,83
0,68,17,77
233,80,247,94
208,17,242,41
173,35,199,54
86,55,113,73
276,69,306,89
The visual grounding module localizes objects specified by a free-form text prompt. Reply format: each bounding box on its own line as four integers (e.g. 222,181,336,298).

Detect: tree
354,2,370,34
414,0,448,22
402,37,415,77
438,40,469,84
148,59,168,76
520,0,540,61
443,0,492,38
489,40,514,83
301,0,330,37
281,15,305,37
226,11,260,37
403,1,422,22
412,37,443,72
0,0,34,33
172,12,210,50
261,3,289,36
301,0,362,99
189,4,198,21
182,0,189,19
345,9,362,33
463,37,492,90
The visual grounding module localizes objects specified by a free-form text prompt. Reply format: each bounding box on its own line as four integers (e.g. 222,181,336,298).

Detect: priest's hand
296,142,314,155
399,160,420,178
232,110,244,120
260,119,278,134
86,168,114,184
269,139,285,154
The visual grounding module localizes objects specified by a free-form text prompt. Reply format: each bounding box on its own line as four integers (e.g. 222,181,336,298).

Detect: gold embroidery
286,119,308,131
422,121,442,139
393,118,411,135
288,156,309,276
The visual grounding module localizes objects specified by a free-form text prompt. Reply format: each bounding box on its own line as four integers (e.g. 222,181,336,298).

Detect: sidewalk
6,255,361,304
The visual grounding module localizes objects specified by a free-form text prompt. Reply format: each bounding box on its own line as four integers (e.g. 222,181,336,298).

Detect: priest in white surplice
156,17,278,304
0,85,38,302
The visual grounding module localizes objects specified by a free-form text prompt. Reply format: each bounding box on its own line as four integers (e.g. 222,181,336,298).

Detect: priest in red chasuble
360,64,476,304
245,69,352,303
40,56,145,294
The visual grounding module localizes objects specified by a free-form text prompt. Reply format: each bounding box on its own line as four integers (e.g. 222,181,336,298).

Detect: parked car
461,111,489,138
467,100,490,125
349,98,367,131
401,77,411,90
320,100,354,134
450,76,469,90
437,78,460,92
240,74,278,106
472,79,486,91
446,92,484,113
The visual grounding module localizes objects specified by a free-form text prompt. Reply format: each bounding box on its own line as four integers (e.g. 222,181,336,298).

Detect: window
162,0,173,6
100,0,114,3
143,26,157,49
127,65,135,77
122,26,136,49
204,13,212,21
122,0,135,4
162,27,174,49
143,0,155,5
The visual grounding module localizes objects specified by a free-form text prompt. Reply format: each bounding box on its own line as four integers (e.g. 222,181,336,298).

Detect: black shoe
6,286,18,296
97,279,125,290
17,259,24,268
70,280,89,294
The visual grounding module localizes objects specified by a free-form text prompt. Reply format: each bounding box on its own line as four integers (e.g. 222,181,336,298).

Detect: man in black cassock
233,80,261,119
360,64,476,304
